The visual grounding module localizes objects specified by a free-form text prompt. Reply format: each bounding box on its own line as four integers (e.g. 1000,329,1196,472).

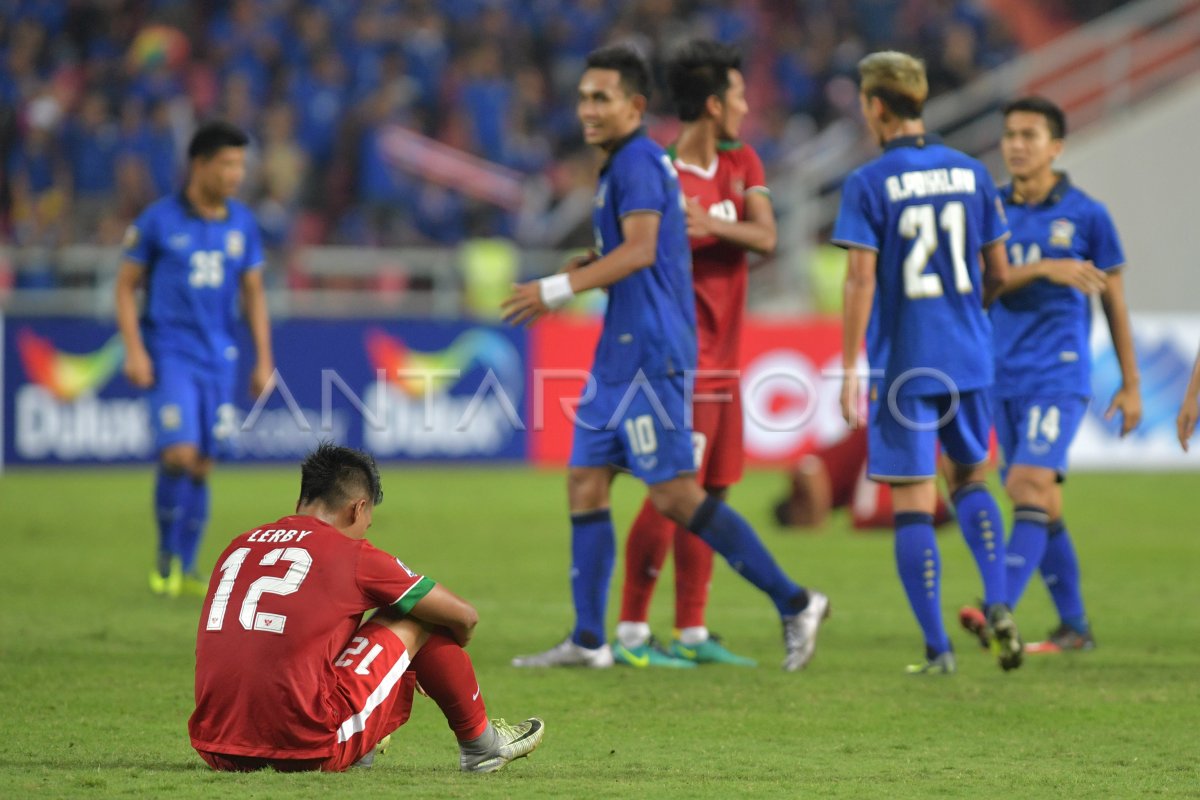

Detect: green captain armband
390,576,437,615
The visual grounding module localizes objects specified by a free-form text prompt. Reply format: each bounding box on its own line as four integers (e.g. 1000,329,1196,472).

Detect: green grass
1,466,1198,799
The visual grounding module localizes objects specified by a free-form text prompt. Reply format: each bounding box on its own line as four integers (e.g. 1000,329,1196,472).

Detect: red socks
672,525,713,629
619,498,674,622
410,631,488,741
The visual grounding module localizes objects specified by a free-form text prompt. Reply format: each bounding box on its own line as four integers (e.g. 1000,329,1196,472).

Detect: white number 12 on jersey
900,201,971,299
206,547,313,634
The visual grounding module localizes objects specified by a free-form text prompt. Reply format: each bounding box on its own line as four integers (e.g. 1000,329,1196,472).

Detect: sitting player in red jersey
615,40,779,667
774,428,953,530
188,443,544,773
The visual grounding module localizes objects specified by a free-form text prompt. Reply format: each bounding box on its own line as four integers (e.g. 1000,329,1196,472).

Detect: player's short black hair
187,120,250,161
1003,96,1067,140
585,44,652,99
666,40,742,122
299,442,384,510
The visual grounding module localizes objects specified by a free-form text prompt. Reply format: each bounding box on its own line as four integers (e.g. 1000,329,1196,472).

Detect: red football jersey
672,141,768,375
188,515,435,759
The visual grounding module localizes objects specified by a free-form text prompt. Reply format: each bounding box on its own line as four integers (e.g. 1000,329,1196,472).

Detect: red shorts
692,380,744,489
197,621,417,773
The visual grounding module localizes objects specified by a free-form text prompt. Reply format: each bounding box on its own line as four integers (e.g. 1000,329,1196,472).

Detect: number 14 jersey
189,515,436,759
832,134,1009,397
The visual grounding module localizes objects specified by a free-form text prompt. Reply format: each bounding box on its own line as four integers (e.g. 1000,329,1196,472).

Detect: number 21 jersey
832,134,1009,397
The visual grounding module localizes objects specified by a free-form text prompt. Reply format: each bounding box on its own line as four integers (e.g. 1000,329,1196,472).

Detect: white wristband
538,273,576,309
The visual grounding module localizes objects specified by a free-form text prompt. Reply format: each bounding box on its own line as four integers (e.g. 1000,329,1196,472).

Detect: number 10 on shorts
624,415,658,456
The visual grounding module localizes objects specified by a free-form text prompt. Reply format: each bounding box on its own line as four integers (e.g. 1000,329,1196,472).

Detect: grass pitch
1,466,1198,799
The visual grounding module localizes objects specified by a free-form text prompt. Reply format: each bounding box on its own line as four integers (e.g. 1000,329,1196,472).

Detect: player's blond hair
858,51,928,120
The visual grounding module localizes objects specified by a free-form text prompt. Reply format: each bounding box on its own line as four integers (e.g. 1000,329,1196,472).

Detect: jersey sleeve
355,541,437,615
831,170,880,251
614,148,669,218
1086,201,1126,271
122,209,155,266
977,169,1010,246
243,213,265,272
742,145,769,195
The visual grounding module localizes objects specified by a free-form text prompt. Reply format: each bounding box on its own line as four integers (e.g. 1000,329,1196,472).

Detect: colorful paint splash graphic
17,329,125,401
365,328,523,398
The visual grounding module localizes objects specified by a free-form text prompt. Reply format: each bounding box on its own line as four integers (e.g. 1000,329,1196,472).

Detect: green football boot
670,634,757,667
612,637,697,669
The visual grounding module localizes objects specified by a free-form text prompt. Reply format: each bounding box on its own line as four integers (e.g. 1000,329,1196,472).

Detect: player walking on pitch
616,40,775,668
958,97,1141,654
189,443,544,773
115,120,274,597
503,44,828,672
833,52,1020,674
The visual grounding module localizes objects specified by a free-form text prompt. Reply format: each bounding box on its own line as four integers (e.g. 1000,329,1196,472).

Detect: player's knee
160,444,199,473
1005,470,1053,508
191,458,215,482
567,468,608,511
647,479,704,525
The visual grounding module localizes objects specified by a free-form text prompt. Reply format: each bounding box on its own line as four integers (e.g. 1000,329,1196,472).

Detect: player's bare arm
841,248,877,429
409,584,480,647
685,190,777,255
1177,345,1200,451
999,257,1107,295
502,211,660,325
114,259,154,388
979,239,1011,307
1099,268,1142,436
239,269,275,399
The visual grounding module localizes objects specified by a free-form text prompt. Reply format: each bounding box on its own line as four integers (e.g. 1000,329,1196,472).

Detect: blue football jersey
590,131,695,384
991,175,1125,398
832,134,1008,397
124,194,264,374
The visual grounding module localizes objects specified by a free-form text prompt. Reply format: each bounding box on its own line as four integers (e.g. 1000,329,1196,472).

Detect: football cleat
987,604,1024,671
460,718,545,773
181,571,209,598
1027,624,1095,654
612,637,696,669
511,637,613,668
906,649,957,675
352,734,390,769
149,560,182,598
781,590,830,671
958,604,990,649
671,634,757,667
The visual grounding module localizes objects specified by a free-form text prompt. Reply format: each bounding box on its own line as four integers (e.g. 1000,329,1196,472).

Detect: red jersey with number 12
189,515,435,759
672,141,768,375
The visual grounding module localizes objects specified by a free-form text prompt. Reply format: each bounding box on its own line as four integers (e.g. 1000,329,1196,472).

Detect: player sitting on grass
188,443,544,773
958,96,1140,655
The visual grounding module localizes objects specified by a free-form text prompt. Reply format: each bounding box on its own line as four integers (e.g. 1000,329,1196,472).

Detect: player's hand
501,281,548,326
250,361,276,400
414,679,429,698
1042,259,1107,294
840,372,863,429
123,347,155,388
1105,383,1142,437
684,196,713,239
1177,395,1198,452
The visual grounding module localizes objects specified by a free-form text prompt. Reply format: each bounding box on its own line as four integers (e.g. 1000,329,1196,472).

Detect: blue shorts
569,374,697,486
994,395,1088,483
147,357,236,457
867,389,991,482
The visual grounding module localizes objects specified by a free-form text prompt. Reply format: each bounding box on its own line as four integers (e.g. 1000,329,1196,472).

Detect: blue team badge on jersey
594,182,607,209
168,232,191,250
1050,218,1075,248
226,230,245,259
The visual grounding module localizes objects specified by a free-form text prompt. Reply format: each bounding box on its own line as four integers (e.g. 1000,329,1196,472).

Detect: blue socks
179,479,209,575
154,465,191,576
687,496,808,617
894,512,950,655
1040,518,1088,632
570,509,616,649
952,483,1008,607
1005,505,1050,609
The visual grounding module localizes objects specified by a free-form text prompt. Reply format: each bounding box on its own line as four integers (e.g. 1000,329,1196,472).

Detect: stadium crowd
1,0,1096,288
